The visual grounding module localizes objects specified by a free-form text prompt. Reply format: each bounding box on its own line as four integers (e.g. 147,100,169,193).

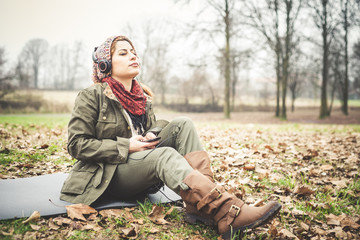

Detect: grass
1,115,360,239
0,114,70,129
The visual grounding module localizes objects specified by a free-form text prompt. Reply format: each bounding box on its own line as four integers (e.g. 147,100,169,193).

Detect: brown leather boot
184,151,214,181
183,151,215,225
180,171,282,240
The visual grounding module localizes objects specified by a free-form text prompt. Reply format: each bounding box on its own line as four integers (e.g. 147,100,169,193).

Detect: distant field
1,90,360,115
39,90,79,107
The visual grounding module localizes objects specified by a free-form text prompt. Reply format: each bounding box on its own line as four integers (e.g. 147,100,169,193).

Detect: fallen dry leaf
243,164,255,171
53,216,72,225
314,227,327,235
99,208,123,218
121,224,138,238
69,221,83,230
326,213,343,226
320,164,333,171
149,227,160,233
330,226,347,238
0,227,14,236
280,228,299,239
48,220,60,230
293,185,315,196
252,198,266,207
148,205,169,225
165,206,174,216
65,204,97,221
22,210,40,224
300,222,309,231
341,216,360,229
331,180,347,189
30,224,41,231
82,223,103,231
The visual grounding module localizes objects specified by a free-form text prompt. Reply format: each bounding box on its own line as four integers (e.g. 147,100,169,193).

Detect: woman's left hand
144,132,157,141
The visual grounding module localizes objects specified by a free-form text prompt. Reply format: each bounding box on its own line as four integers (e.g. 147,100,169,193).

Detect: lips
129,63,139,67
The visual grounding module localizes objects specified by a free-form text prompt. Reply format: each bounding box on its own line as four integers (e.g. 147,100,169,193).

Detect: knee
172,116,194,128
157,147,179,159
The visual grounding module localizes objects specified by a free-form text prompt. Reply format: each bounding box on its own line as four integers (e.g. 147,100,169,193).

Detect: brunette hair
110,36,136,57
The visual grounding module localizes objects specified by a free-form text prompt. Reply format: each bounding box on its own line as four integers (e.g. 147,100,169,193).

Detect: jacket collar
102,82,118,101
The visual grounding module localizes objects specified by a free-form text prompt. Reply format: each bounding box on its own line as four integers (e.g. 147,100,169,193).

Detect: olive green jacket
60,82,168,205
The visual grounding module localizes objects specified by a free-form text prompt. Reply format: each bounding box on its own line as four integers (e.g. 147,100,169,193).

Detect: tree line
1,0,360,119
182,0,360,119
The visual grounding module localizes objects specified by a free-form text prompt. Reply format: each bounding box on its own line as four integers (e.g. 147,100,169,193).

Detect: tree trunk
275,0,281,117
320,0,329,119
281,0,292,120
33,65,38,89
342,0,349,115
224,0,231,119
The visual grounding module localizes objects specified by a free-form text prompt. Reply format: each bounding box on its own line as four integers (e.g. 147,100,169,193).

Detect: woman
60,35,281,239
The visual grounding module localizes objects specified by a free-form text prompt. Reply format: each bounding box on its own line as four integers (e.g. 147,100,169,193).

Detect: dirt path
156,107,360,125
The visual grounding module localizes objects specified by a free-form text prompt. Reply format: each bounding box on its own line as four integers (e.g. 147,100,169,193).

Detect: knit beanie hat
92,35,118,83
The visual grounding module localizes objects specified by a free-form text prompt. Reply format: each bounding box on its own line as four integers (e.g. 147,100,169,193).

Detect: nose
130,52,137,60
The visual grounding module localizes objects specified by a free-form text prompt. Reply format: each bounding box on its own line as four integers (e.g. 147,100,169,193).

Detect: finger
143,141,158,148
135,135,146,141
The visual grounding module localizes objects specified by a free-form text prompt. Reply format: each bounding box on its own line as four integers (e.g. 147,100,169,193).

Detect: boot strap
197,187,223,211
214,203,242,223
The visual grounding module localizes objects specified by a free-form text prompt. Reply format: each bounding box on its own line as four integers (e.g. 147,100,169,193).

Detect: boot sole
221,202,282,240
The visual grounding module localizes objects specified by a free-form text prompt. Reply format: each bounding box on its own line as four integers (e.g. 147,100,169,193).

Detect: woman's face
111,40,140,81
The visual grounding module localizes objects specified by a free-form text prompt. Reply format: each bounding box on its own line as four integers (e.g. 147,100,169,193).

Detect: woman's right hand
128,135,159,153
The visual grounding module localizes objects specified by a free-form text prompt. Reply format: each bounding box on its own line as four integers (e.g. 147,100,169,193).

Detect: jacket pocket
96,101,117,139
61,163,99,195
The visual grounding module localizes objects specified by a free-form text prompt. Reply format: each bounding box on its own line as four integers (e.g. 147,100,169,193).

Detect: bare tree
176,0,242,118
308,0,340,118
44,41,85,90
338,0,360,115
352,39,360,98
15,56,31,88
21,39,49,88
123,20,177,104
244,0,304,119
288,66,304,112
148,42,170,105
217,48,252,110
0,47,14,99
328,42,343,115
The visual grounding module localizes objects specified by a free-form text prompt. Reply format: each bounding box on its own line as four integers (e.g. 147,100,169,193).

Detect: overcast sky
0,0,201,63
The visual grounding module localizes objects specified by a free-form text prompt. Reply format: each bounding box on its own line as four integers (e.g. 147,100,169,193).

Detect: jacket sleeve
67,89,129,164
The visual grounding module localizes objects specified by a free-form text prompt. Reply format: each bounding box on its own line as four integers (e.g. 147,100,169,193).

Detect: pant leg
157,117,203,156
107,146,193,199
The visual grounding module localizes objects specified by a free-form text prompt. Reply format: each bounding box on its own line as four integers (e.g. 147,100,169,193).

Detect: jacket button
105,180,109,183
103,116,107,120
127,126,130,130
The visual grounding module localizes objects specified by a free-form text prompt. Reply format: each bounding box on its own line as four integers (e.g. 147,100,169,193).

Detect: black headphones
92,47,112,73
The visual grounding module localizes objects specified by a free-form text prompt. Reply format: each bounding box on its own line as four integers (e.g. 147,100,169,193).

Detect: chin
131,71,140,78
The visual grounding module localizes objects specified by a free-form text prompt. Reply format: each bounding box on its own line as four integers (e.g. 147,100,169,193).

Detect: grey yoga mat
0,173,181,220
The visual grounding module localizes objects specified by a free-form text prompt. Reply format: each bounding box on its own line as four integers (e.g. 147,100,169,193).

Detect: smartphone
143,137,161,143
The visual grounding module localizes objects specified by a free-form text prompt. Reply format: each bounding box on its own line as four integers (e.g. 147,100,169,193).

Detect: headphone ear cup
98,60,111,73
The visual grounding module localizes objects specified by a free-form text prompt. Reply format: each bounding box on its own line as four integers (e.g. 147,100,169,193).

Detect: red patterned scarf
102,77,147,132
102,77,146,115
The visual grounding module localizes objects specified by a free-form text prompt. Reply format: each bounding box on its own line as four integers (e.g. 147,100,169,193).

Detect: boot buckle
229,205,241,216
210,187,222,199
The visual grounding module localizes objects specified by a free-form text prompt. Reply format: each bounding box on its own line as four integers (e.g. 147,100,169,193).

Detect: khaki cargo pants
106,117,203,199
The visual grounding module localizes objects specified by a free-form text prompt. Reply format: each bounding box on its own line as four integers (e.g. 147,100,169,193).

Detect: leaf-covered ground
0,115,359,239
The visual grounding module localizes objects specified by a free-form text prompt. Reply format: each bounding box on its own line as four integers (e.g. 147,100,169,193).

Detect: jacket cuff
114,137,130,164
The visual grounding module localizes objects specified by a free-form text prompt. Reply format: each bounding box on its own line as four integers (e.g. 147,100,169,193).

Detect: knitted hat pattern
92,35,118,83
